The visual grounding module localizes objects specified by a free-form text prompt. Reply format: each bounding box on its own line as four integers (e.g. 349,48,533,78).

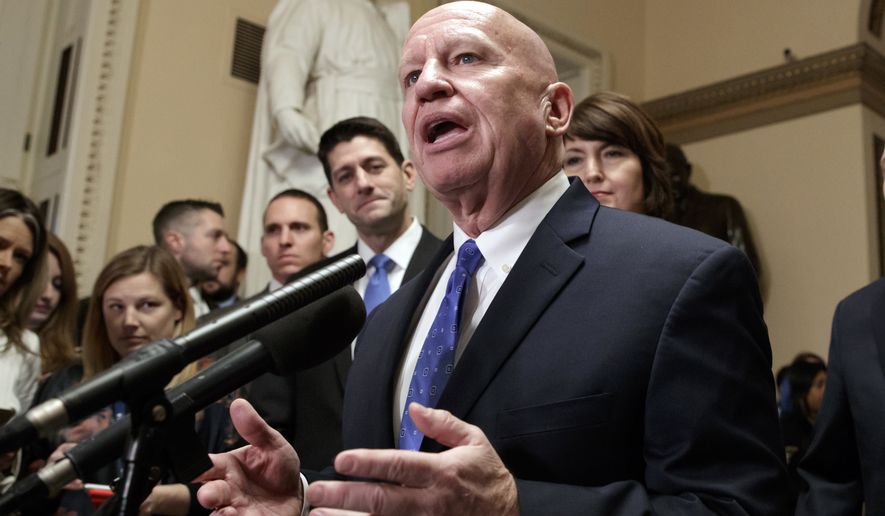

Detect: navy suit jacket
285,225,442,470
343,181,791,514
796,278,885,515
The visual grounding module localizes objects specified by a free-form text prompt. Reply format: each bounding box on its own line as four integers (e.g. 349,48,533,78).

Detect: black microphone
0,254,365,454
0,286,365,511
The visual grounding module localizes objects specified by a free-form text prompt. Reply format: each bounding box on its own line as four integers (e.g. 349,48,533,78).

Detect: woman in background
563,91,673,219
28,233,79,376
780,354,827,490
21,234,82,490
0,188,47,491
45,245,230,514
81,245,197,383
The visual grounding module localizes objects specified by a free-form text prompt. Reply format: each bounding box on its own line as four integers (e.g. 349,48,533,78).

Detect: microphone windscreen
255,286,366,374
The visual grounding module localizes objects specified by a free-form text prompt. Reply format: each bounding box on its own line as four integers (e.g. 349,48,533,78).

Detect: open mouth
425,118,467,144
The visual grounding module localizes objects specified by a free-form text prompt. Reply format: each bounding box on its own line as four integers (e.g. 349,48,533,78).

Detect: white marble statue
239,0,419,293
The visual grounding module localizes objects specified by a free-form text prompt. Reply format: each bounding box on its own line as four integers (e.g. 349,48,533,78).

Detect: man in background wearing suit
320,116,442,315
266,118,442,470
796,148,885,515
247,188,338,470
197,2,790,514
260,189,334,291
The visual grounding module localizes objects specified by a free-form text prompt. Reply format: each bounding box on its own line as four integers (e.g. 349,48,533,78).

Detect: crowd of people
0,1,881,514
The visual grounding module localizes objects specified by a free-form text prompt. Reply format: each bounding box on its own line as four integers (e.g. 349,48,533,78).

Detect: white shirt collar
268,277,284,292
357,217,422,271
453,172,570,274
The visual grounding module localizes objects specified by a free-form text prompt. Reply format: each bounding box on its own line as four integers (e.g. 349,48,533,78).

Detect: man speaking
197,2,790,514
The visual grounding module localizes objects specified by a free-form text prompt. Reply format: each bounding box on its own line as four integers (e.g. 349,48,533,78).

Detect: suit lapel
871,284,885,380
403,227,443,283
426,182,598,451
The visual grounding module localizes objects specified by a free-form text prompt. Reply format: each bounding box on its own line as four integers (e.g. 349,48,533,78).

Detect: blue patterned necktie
399,240,484,450
364,254,393,314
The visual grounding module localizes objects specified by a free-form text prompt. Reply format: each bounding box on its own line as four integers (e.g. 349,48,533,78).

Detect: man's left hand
306,403,518,516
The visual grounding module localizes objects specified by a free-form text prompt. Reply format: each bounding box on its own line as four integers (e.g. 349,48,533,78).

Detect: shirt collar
357,217,422,271
453,172,570,273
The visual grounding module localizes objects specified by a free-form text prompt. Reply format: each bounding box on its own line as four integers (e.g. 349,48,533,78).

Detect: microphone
0,254,365,454
0,286,365,511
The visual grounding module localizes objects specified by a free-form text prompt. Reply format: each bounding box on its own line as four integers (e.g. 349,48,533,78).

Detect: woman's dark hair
0,188,48,354
787,356,827,418
566,92,673,219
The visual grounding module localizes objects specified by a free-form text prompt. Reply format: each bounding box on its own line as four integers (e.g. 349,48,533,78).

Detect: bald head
408,2,558,84
400,1,573,236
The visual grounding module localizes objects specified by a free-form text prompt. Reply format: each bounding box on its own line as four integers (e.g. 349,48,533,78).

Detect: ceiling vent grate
231,18,264,84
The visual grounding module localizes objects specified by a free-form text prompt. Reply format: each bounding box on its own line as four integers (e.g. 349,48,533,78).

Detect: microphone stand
110,333,274,515
112,369,213,516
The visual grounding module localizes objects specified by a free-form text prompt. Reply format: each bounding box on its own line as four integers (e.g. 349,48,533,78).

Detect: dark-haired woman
780,355,827,490
0,188,48,491
563,91,673,219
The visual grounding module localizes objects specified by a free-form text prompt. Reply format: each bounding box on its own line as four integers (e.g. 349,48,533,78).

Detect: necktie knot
456,240,483,276
369,253,393,274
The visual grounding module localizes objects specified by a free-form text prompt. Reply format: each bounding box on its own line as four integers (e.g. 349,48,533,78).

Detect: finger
333,448,436,486
307,480,422,515
409,402,485,449
49,442,76,463
309,509,370,516
196,478,234,510
194,451,240,482
63,479,84,490
228,398,285,450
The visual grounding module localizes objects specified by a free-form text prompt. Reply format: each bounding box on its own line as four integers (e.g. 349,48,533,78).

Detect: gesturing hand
306,403,518,516
196,399,304,516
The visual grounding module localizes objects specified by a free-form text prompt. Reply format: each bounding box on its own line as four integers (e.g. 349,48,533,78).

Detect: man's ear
322,230,335,254
401,160,417,192
543,82,574,137
163,231,184,257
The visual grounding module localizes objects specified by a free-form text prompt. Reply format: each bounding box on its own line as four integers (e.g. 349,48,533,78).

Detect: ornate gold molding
642,43,885,144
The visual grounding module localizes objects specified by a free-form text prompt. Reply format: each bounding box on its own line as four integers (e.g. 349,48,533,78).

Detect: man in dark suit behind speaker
796,148,885,515
319,116,443,316
245,188,337,470
273,117,442,470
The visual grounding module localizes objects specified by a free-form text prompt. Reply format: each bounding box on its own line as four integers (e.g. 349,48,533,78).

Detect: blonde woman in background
45,246,209,514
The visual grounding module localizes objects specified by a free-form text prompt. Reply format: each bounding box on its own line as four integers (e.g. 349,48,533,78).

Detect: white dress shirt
268,277,285,293
188,286,211,318
354,216,424,298
392,173,570,442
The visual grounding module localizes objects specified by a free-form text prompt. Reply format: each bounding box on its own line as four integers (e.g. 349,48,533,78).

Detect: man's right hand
196,398,304,515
